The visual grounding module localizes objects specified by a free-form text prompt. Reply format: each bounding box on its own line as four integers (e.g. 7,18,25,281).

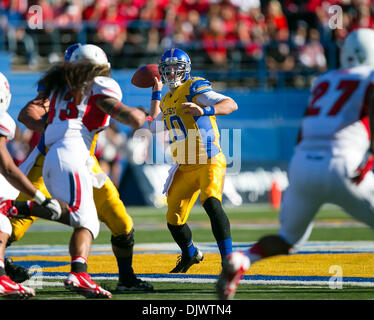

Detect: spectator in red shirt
220,2,237,35
180,0,209,16
350,3,374,30
202,15,228,68
82,0,106,23
117,0,142,20
53,0,82,29
97,2,127,67
265,0,289,34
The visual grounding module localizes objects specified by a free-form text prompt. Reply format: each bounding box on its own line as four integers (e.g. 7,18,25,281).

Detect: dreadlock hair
39,60,111,101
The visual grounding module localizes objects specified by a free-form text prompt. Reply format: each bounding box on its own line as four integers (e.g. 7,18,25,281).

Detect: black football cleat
169,248,204,273
116,274,154,292
4,258,32,283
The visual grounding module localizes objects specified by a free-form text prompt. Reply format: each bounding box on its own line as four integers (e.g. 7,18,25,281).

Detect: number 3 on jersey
60,92,79,120
306,79,360,116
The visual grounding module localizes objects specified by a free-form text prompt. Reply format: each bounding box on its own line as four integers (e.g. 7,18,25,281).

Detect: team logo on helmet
340,28,374,68
64,43,82,62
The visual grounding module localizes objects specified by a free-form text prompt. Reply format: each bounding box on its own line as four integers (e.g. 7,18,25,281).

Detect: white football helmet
0,72,11,112
69,44,111,68
340,28,374,69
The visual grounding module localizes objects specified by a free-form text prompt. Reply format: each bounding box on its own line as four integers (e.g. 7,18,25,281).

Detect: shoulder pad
91,76,122,101
0,111,16,140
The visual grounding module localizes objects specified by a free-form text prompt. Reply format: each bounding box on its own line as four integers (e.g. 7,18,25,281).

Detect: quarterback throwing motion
149,48,238,272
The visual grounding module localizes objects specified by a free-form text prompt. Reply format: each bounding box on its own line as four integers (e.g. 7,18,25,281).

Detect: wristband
33,189,46,205
203,105,215,116
152,91,162,101
146,116,154,121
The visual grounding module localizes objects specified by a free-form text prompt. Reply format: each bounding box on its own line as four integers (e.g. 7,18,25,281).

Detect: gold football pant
11,153,133,242
166,152,226,226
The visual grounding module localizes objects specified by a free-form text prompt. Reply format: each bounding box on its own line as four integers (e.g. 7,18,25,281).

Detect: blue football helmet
159,48,191,88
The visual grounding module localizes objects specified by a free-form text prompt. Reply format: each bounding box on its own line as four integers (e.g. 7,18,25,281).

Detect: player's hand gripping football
153,76,163,92
351,151,374,185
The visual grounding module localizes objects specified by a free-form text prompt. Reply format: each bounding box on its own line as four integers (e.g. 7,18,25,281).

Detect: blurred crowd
3,0,374,191
0,0,373,73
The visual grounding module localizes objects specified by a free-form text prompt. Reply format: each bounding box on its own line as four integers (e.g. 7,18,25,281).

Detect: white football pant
42,138,100,239
279,149,374,247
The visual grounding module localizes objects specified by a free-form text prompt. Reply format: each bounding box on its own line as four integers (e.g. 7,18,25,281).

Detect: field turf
3,204,374,309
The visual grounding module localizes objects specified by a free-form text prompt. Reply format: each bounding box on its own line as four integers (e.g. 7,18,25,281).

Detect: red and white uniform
279,65,374,247
0,111,19,235
42,76,122,238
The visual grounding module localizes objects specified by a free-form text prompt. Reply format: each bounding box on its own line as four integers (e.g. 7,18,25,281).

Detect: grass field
4,203,374,307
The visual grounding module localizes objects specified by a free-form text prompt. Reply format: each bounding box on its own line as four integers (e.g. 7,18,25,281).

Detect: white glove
41,198,62,221
33,190,62,221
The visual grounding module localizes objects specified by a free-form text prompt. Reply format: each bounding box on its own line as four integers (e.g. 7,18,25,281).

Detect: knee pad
111,229,135,249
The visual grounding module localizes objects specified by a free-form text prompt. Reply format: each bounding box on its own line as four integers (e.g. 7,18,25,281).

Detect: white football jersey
44,76,122,149
0,111,20,200
298,65,374,156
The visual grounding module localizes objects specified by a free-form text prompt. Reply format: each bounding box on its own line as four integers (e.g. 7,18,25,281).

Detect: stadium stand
0,0,372,88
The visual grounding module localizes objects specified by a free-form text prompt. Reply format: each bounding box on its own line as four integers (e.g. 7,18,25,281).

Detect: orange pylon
269,180,282,210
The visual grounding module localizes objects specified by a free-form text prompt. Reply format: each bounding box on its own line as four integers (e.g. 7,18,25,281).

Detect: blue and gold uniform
161,77,226,226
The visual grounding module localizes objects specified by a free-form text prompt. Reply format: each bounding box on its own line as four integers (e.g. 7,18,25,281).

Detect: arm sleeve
195,90,229,107
0,112,16,140
91,76,123,101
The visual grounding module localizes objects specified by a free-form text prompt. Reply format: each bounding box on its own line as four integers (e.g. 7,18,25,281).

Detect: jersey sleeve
91,76,123,101
0,112,16,140
189,78,213,100
195,90,228,107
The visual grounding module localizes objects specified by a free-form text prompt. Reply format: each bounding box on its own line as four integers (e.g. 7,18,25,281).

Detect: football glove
351,151,374,185
33,190,62,221
0,200,18,218
40,198,62,221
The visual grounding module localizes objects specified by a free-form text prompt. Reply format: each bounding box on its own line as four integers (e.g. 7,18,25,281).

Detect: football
131,64,160,88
